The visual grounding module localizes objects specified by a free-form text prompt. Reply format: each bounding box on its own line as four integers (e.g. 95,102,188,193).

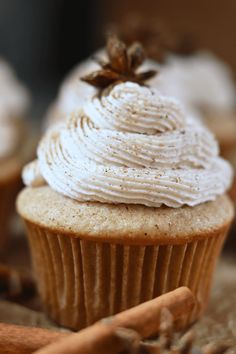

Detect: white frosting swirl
57,49,106,117
23,82,233,208
46,50,161,127
0,59,30,159
47,49,236,130
57,61,98,116
84,83,186,134
149,52,236,112
45,55,102,127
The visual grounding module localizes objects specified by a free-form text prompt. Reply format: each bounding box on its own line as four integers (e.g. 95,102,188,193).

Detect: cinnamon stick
0,323,139,354
104,286,194,338
0,323,68,354
202,342,232,354
34,287,195,354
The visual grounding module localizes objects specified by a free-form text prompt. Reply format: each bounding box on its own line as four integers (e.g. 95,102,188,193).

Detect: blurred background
0,0,236,120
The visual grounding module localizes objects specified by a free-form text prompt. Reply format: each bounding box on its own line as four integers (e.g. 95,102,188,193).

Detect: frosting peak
84,83,186,134
23,82,233,208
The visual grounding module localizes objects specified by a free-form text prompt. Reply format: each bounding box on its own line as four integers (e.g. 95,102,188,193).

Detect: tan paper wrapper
24,221,228,330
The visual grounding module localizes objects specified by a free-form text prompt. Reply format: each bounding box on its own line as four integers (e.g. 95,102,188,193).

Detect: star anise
81,34,157,91
121,308,231,354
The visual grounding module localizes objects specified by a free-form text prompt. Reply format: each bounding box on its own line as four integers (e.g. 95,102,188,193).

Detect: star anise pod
135,308,231,354
81,34,157,91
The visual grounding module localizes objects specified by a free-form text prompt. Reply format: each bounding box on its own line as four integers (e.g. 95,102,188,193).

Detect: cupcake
0,58,30,249
17,37,234,330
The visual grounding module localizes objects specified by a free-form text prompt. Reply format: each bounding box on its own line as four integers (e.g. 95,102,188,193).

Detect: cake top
23,37,233,208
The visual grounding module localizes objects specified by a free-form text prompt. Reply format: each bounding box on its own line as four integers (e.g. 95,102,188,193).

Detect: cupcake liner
24,220,229,330
0,175,21,249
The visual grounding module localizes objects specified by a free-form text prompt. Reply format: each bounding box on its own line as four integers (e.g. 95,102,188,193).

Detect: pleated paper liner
0,174,21,250
24,220,228,330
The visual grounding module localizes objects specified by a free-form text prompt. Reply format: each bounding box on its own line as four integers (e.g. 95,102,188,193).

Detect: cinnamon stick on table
0,323,68,354
34,287,195,354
